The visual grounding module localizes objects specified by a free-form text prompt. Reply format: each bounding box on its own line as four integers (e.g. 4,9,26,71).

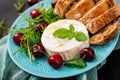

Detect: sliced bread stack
54,0,120,45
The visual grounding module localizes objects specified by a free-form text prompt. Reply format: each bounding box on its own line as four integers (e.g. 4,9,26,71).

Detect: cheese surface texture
41,19,89,61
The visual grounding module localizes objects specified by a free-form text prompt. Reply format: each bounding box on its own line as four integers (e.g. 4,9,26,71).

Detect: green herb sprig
53,24,87,42
14,0,25,12
64,54,87,68
0,19,6,38
64,59,87,68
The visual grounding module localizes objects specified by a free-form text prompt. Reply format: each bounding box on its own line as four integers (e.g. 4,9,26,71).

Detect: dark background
0,0,120,80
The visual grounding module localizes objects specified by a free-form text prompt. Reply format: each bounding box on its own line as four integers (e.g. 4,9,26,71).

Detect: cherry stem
81,54,86,61
38,50,49,57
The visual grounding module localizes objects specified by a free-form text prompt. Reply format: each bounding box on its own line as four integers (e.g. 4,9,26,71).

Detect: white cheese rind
41,19,89,61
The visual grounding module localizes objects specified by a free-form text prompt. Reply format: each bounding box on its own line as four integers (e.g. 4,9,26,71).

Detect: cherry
51,0,58,8
32,44,45,57
27,0,39,6
80,48,95,61
30,9,40,19
36,21,48,32
48,53,63,69
13,33,24,46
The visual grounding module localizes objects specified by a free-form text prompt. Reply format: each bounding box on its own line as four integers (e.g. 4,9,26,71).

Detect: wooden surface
0,0,120,80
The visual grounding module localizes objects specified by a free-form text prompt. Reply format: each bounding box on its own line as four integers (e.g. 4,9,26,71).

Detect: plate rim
7,0,120,78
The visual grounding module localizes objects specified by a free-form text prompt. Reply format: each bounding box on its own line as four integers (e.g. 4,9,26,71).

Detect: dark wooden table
1,0,120,80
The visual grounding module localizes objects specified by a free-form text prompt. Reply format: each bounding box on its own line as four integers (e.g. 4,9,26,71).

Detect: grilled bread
65,0,99,20
54,0,74,18
79,0,115,25
54,0,119,45
90,19,119,45
86,4,120,34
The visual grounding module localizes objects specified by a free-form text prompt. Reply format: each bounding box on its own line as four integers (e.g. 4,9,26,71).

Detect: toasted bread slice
95,0,101,2
54,0,76,18
65,0,99,20
79,0,115,25
89,19,119,45
86,5,120,34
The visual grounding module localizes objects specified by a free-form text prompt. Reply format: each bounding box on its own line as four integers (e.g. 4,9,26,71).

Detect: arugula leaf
74,32,87,41
32,6,61,24
64,59,87,68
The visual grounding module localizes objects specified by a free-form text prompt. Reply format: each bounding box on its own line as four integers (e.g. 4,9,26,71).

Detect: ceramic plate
7,0,120,78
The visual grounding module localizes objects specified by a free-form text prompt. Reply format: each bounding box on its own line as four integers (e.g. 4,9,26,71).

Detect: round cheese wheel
41,19,89,61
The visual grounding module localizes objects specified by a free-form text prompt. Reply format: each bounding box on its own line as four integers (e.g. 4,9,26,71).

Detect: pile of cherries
13,0,95,69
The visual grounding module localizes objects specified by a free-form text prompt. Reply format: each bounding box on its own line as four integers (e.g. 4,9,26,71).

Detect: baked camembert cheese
41,19,89,61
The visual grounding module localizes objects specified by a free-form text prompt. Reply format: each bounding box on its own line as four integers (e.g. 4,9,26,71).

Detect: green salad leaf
31,5,61,24
64,59,87,68
10,4,61,62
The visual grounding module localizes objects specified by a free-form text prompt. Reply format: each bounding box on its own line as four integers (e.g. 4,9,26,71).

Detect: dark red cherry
51,0,58,8
13,33,24,46
80,48,95,61
36,21,48,32
32,44,45,57
48,53,63,69
27,0,39,6
30,9,40,19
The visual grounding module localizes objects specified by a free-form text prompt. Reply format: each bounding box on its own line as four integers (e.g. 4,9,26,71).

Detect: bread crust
65,0,97,20
54,0,119,45
89,19,119,45
54,0,75,18
79,0,114,25
86,5,120,34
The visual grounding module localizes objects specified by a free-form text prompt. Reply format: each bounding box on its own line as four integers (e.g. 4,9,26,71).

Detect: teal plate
7,0,120,78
